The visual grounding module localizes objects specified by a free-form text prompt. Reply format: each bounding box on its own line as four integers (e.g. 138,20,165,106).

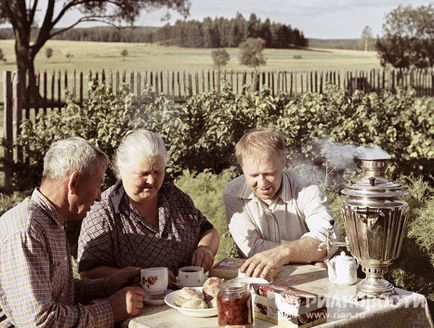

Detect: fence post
12,72,23,163
57,71,61,112
136,72,141,96
43,71,48,114
2,71,13,192
130,71,135,93
432,73,434,97
195,72,200,95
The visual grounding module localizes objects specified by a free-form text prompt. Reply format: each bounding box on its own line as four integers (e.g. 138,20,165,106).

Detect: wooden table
123,265,433,328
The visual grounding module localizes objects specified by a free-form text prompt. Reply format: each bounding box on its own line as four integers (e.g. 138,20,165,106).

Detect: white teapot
325,251,358,285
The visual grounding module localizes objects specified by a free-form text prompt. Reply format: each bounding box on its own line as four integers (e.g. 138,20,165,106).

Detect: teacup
178,266,205,287
140,267,169,295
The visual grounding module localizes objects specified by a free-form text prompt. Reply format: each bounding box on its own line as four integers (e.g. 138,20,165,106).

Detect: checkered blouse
77,181,214,274
0,189,113,327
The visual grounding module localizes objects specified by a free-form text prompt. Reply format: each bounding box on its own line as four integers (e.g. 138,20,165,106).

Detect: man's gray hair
43,137,109,181
114,129,167,178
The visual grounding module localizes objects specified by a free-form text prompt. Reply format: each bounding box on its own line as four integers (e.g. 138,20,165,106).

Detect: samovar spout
318,219,350,259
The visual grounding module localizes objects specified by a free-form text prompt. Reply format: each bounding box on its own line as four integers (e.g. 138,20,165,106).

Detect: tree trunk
15,48,40,106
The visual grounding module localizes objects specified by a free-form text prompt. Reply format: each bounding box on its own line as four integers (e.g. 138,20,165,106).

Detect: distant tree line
155,13,308,48
0,13,308,49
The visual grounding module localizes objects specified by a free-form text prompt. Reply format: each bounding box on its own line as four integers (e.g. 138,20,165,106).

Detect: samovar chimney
341,156,409,300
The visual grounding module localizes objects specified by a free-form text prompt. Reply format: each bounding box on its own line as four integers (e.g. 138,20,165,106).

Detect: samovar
340,156,410,300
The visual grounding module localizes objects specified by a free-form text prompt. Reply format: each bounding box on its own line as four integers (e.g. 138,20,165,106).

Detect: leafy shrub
17,82,178,188
293,54,302,59
0,192,26,216
0,48,6,62
17,82,433,191
174,169,238,263
45,47,53,60
169,85,288,175
276,85,434,180
389,175,434,305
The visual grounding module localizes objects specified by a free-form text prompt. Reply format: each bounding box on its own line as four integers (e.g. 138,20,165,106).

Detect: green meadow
0,39,381,76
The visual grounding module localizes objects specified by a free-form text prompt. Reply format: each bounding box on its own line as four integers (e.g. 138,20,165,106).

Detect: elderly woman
77,129,219,280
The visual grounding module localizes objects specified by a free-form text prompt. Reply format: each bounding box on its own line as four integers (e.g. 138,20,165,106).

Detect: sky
31,0,434,39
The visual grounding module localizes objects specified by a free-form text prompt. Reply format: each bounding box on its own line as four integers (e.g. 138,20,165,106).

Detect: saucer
144,289,172,305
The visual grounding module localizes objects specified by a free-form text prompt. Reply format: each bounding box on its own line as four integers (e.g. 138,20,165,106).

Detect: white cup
178,266,205,287
140,267,169,295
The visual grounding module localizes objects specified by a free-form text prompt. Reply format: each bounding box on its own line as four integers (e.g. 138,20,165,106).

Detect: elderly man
0,137,144,327
224,128,335,278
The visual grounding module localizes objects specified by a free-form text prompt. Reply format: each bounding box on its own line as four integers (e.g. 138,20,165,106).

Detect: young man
224,128,335,278
0,137,144,327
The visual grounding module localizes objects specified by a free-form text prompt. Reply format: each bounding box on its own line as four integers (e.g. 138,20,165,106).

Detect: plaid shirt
0,189,114,327
77,181,214,274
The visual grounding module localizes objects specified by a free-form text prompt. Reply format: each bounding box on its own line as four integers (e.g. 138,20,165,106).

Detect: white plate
144,289,173,306
164,287,218,317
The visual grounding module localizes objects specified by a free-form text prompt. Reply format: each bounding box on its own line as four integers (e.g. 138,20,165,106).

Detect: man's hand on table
108,286,145,322
240,245,289,278
192,245,214,272
104,266,140,295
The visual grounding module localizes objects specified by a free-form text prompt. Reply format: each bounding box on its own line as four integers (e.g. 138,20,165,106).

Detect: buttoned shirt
0,189,114,327
77,181,214,274
224,171,334,258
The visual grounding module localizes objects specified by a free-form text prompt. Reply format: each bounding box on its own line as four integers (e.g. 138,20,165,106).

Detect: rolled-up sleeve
297,184,336,242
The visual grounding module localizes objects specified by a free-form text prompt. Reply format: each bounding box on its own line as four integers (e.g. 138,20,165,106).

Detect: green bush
0,192,26,216
17,82,179,188
276,85,434,179
16,82,433,192
169,85,288,174
389,176,434,304
174,169,238,263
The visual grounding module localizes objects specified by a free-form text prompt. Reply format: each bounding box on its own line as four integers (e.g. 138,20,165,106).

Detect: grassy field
0,40,382,100
0,39,381,72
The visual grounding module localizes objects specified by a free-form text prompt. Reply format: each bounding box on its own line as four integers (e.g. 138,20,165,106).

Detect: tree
65,52,73,61
376,4,434,68
246,13,261,39
361,26,373,52
45,47,53,60
211,48,230,71
238,37,266,71
0,48,6,62
121,49,128,59
0,0,190,104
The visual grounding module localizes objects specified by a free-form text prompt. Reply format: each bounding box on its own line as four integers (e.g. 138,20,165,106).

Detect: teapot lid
335,251,355,262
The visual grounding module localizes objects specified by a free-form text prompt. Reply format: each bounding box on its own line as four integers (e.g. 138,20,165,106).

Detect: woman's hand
191,245,214,272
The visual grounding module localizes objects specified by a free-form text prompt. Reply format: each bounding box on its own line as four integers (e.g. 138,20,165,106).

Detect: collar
108,180,125,215
31,188,65,228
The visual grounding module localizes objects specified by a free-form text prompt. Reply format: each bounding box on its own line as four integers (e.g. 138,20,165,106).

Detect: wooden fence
2,68,434,192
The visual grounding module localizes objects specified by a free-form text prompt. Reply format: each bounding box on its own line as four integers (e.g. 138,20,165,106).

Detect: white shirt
224,171,335,257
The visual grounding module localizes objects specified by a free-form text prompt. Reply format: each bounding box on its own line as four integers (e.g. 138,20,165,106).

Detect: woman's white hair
43,137,109,181
114,129,168,178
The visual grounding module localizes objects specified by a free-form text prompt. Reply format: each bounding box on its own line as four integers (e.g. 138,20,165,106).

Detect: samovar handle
355,207,385,229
